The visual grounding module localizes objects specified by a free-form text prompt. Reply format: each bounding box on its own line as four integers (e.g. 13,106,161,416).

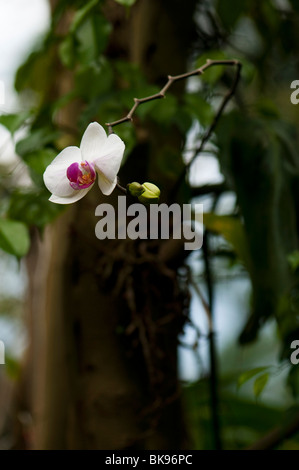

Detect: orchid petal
43,146,82,197
49,186,92,204
97,173,117,196
80,122,107,162
94,133,125,185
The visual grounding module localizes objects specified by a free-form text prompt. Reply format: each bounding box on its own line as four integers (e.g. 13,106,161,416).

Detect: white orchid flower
43,122,125,204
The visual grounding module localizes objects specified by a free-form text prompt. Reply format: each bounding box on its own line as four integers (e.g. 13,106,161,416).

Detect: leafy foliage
203,213,251,270
237,367,270,389
0,219,30,257
182,377,298,449
0,111,31,135
253,373,269,399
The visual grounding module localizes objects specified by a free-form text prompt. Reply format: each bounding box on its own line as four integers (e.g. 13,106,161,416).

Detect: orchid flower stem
116,182,127,194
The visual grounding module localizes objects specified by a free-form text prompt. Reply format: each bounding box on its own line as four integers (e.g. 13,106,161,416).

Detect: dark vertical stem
202,230,222,450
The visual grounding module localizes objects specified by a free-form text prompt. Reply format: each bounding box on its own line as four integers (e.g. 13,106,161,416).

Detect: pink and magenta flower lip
67,161,96,190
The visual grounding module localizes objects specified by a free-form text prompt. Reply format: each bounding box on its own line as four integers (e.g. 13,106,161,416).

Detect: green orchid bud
138,182,160,204
127,182,145,197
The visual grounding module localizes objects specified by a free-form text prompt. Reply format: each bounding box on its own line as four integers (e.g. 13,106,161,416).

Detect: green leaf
70,0,100,34
15,43,56,104
183,377,284,449
113,0,137,7
253,373,269,398
0,218,30,257
22,148,57,186
8,190,64,231
288,251,299,272
59,2,110,68
75,15,112,65
202,213,252,271
216,0,248,29
16,128,59,157
59,35,76,68
237,367,269,389
0,111,30,135
255,98,280,119
147,94,178,127
91,14,113,56
184,93,213,126
75,61,113,99
22,148,56,174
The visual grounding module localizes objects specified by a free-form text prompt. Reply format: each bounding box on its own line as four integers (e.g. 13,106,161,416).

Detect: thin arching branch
187,60,241,171
105,59,241,134
190,182,228,197
172,60,242,196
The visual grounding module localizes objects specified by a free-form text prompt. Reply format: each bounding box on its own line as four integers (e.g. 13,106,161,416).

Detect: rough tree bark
15,0,198,450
